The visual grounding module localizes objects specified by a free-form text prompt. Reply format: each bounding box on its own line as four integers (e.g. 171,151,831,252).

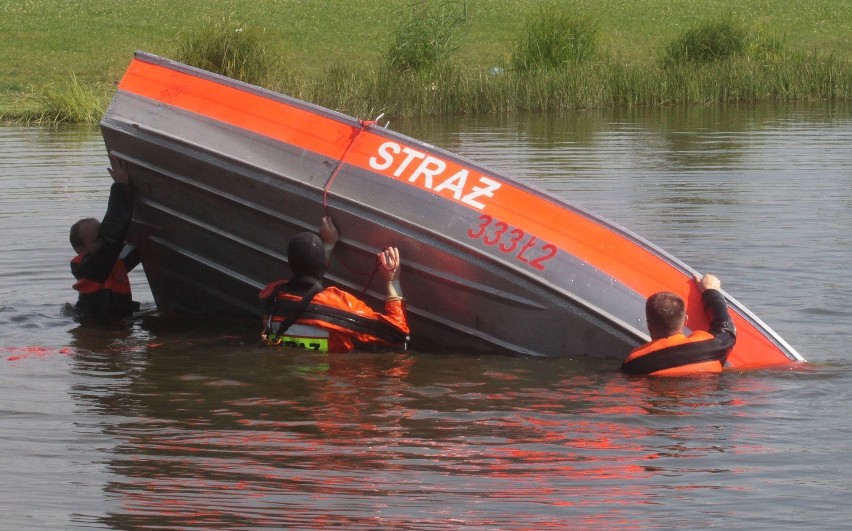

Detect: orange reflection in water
92,349,780,528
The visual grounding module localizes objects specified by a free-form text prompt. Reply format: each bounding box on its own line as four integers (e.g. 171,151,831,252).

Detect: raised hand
107,153,129,185
379,246,401,283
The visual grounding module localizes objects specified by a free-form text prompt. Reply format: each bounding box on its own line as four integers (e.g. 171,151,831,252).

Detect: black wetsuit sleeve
120,245,141,273
99,182,133,245
702,289,737,346
72,183,134,282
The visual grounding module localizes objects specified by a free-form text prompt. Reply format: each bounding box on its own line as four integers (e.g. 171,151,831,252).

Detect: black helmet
287,232,326,280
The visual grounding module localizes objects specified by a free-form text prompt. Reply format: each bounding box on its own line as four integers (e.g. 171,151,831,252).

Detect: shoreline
2,53,849,125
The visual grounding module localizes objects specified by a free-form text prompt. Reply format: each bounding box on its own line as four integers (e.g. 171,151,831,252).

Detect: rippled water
1,103,850,529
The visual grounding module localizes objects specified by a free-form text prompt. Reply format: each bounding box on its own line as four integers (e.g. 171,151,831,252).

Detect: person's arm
695,273,736,343
379,247,404,303
701,290,736,340
378,246,408,339
319,215,338,265
120,245,141,273
99,154,133,245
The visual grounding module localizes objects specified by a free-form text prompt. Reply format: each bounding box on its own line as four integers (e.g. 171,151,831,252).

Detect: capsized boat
100,52,804,366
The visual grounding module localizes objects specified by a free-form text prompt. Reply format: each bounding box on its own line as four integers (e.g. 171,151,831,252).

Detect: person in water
621,273,737,376
259,216,410,353
69,153,141,322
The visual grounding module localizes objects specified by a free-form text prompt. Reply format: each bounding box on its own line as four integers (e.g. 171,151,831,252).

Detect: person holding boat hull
621,274,736,376
69,154,141,323
260,216,409,353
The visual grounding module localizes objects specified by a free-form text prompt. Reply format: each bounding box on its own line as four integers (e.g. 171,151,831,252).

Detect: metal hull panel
100,52,803,365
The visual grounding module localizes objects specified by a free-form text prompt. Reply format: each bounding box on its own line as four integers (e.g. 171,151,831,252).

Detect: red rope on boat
322,119,377,212
321,119,382,295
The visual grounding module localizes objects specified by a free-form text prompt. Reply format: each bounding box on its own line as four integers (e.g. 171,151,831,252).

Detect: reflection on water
59,346,744,527
1,102,851,528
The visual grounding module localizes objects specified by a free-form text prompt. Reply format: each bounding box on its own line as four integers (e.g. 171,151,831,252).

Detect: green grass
176,14,279,86
385,1,467,73
0,75,108,125
662,14,750,65
511,4,599,71
1,0,850,123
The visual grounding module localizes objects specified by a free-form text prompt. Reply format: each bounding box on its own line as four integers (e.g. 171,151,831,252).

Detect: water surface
1,103,850,529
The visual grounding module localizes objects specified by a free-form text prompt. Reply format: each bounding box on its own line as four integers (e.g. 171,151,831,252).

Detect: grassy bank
1,0,850,123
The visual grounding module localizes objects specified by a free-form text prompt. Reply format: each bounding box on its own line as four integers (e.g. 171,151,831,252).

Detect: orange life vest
622,331,727,376
261,280,409,353
71,253,134,319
